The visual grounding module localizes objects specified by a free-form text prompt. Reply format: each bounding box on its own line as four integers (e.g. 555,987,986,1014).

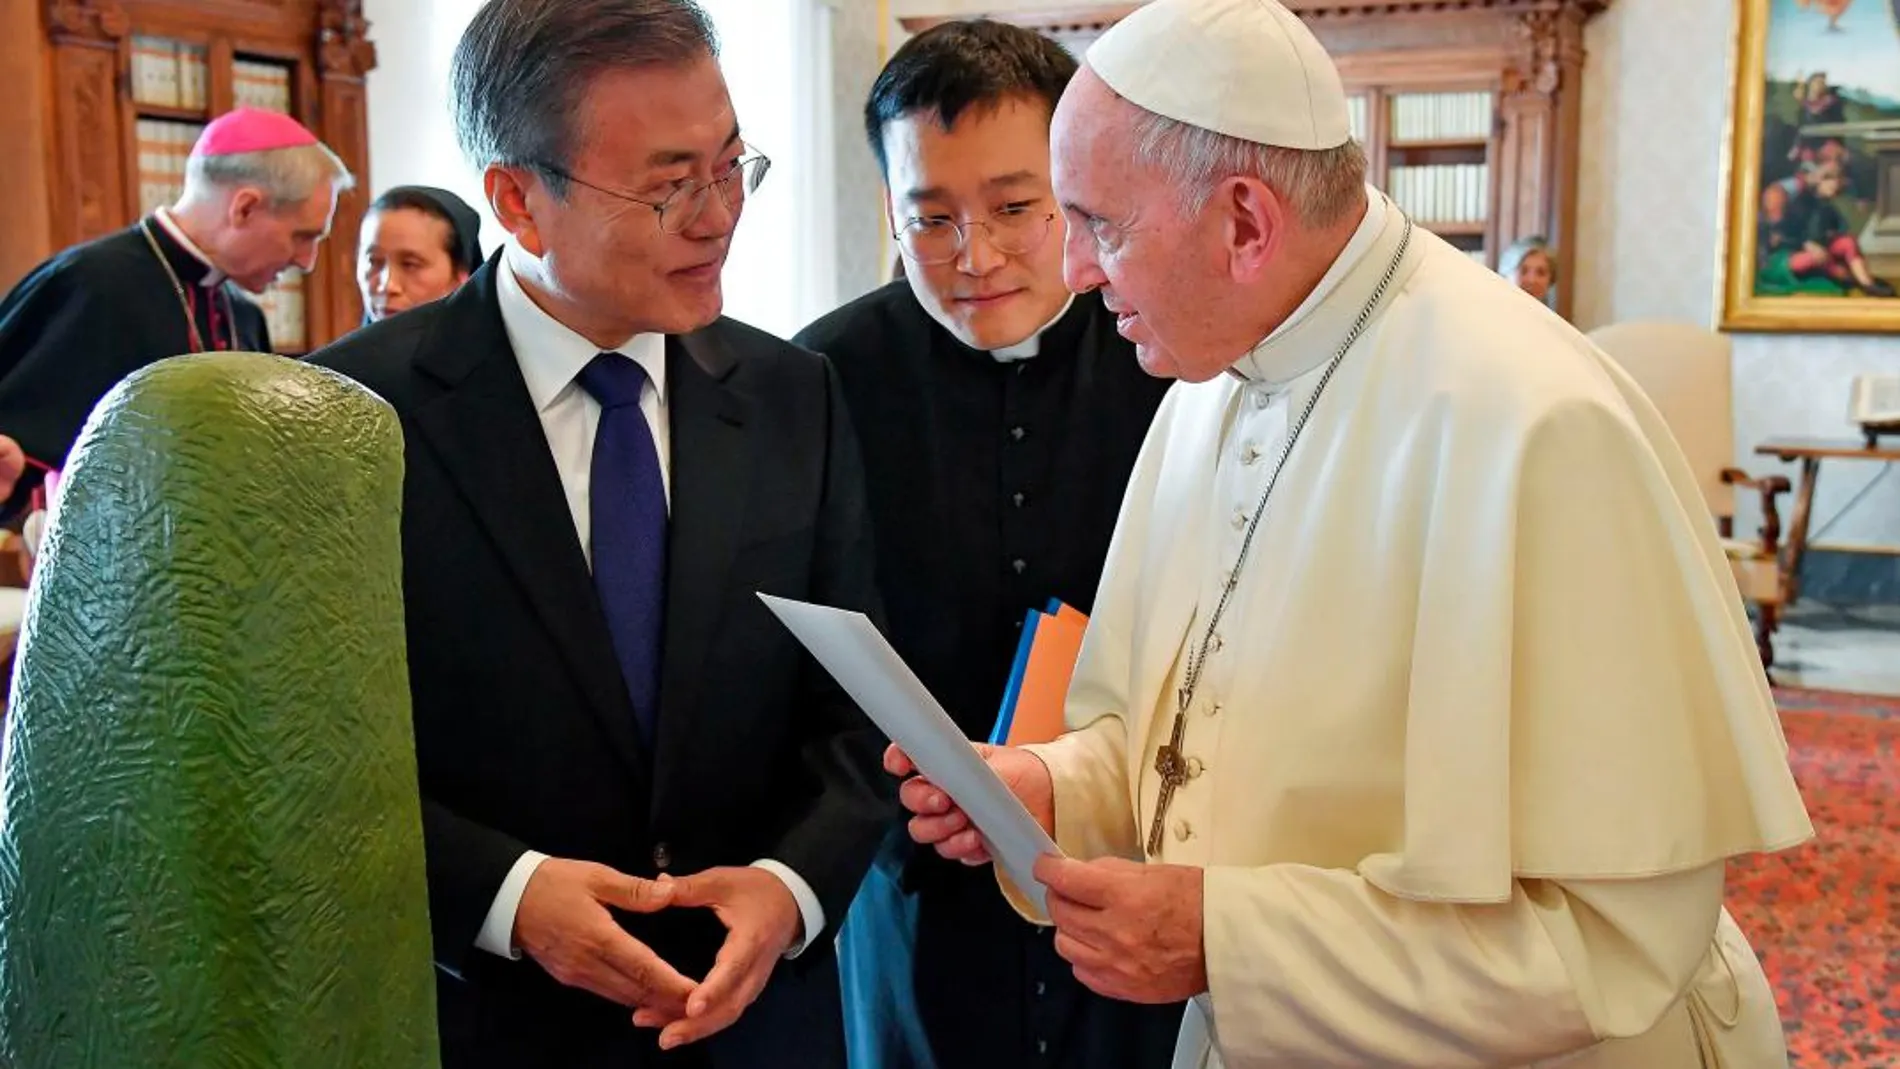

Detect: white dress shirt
474,245,826,962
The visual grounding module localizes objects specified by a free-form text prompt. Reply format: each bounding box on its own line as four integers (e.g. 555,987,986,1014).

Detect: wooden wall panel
50,44,129,251
0,1,56,288
318,78,370,335
316,0,376,342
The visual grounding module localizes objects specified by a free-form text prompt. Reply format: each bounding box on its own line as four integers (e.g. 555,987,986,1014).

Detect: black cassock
796,283,1181,1069
0,217,271,516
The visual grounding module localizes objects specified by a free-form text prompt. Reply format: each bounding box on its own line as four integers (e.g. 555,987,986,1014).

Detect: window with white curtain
369,0,838,339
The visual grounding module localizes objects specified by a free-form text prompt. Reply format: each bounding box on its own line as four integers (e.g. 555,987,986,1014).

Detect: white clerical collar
1230,186,1388,387
152,207,227,287
498,244,668,414
987,292,1076,362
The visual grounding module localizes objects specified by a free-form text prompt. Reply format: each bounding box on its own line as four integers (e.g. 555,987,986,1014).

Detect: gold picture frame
1719,0,1900,333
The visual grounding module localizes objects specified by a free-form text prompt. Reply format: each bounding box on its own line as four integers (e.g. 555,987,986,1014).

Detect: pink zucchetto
189,108,320,158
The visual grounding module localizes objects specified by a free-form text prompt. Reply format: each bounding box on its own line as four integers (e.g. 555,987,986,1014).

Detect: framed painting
1720,0,1900,332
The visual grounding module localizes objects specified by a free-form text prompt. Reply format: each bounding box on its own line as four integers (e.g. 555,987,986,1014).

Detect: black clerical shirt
796,281,1179,1069
799,284,1169,742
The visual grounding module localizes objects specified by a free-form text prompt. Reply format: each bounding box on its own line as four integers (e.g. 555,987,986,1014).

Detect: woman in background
356,186,483,324
1498,235,1557,309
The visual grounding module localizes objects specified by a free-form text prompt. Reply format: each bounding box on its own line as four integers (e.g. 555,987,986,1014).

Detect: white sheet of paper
759,594,1062,915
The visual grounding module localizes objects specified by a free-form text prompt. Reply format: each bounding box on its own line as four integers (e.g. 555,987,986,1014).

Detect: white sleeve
1198,860,1724,1066
474,850,551,959
749,859,825,959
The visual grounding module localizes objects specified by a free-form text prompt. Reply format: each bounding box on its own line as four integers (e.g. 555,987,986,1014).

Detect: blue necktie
578,353,667,749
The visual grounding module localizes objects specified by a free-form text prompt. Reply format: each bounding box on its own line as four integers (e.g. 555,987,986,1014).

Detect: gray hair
451,0,720,199
1128,109,1367,229
185,144,355,208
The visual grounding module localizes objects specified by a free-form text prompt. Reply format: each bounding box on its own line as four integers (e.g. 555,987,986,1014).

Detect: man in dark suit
309,2,891,1066
793,19,1178,1069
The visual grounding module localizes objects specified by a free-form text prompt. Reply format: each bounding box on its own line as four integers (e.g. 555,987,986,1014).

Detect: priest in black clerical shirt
794,20,1178,1069
0,107,352,519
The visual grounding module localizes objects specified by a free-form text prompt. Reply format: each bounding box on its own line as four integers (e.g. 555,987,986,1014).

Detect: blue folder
989,598,1073,745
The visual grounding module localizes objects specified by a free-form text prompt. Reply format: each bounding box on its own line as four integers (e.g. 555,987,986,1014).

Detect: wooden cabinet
3,0,377,355
898,0,1608,321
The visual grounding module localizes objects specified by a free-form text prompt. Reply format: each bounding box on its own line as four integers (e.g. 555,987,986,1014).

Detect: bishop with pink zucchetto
0,106,355,519
192,106,323,157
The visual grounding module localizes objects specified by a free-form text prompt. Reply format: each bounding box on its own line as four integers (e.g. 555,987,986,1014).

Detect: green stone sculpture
0,352,439,1068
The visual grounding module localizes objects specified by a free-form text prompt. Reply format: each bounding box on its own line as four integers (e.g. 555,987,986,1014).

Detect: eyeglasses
893,206,1057,265
537,154,772,235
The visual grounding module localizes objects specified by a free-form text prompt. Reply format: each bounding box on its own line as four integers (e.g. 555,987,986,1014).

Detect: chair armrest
1721,468,1791,556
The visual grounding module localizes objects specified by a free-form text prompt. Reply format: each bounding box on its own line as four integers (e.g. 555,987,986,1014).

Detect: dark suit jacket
309,258,893,1069
795,284,1181,1069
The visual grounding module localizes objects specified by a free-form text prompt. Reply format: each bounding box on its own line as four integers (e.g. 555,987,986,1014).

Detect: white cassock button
1252,389,1271,410
1231,508,1248,530
1174,819,1194,841
1205,702,1222,718
1210,632,1224,653
1241,442,1262,466
1186,756,1205,779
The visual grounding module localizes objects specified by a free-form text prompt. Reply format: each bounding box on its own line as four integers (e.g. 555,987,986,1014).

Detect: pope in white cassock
888,0,1816,1066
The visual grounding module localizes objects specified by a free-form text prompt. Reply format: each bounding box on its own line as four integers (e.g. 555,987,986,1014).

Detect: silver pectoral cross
1145,689,1193,856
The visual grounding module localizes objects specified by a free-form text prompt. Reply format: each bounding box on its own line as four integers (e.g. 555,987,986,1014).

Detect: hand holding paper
883,742,1054,867
758,594,1065,914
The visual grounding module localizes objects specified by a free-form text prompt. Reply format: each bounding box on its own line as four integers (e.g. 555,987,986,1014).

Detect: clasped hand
513,858,802,1049
888,741,1207,1004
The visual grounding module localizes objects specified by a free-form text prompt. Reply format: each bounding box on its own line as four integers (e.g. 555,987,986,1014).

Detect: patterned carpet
1726,686,1900,1068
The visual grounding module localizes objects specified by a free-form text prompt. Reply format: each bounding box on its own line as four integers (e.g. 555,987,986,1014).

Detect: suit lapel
409,265,652,782
651,329,751,808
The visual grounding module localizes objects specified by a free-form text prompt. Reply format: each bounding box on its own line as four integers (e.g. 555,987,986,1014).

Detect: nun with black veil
356,185,485,324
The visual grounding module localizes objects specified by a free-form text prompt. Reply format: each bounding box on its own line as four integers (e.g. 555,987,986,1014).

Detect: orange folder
990,600,1088,746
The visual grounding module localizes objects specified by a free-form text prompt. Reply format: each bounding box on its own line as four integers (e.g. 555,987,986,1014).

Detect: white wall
889,0,998,20
700,0,841,336
361,0,501,257
1576,0,1900,548
832,0,890,305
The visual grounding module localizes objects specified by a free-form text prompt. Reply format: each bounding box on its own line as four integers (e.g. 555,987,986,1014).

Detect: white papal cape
1005,192,1813,1068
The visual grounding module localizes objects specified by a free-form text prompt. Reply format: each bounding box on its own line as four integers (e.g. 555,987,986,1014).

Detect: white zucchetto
1087,0,1354,151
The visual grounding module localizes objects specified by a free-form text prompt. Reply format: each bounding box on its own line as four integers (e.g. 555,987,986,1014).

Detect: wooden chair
1586,321,1791,668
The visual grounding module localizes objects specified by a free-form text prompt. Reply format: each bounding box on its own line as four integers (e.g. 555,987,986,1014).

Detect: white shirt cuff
476,849,551,959
749,858,825,959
